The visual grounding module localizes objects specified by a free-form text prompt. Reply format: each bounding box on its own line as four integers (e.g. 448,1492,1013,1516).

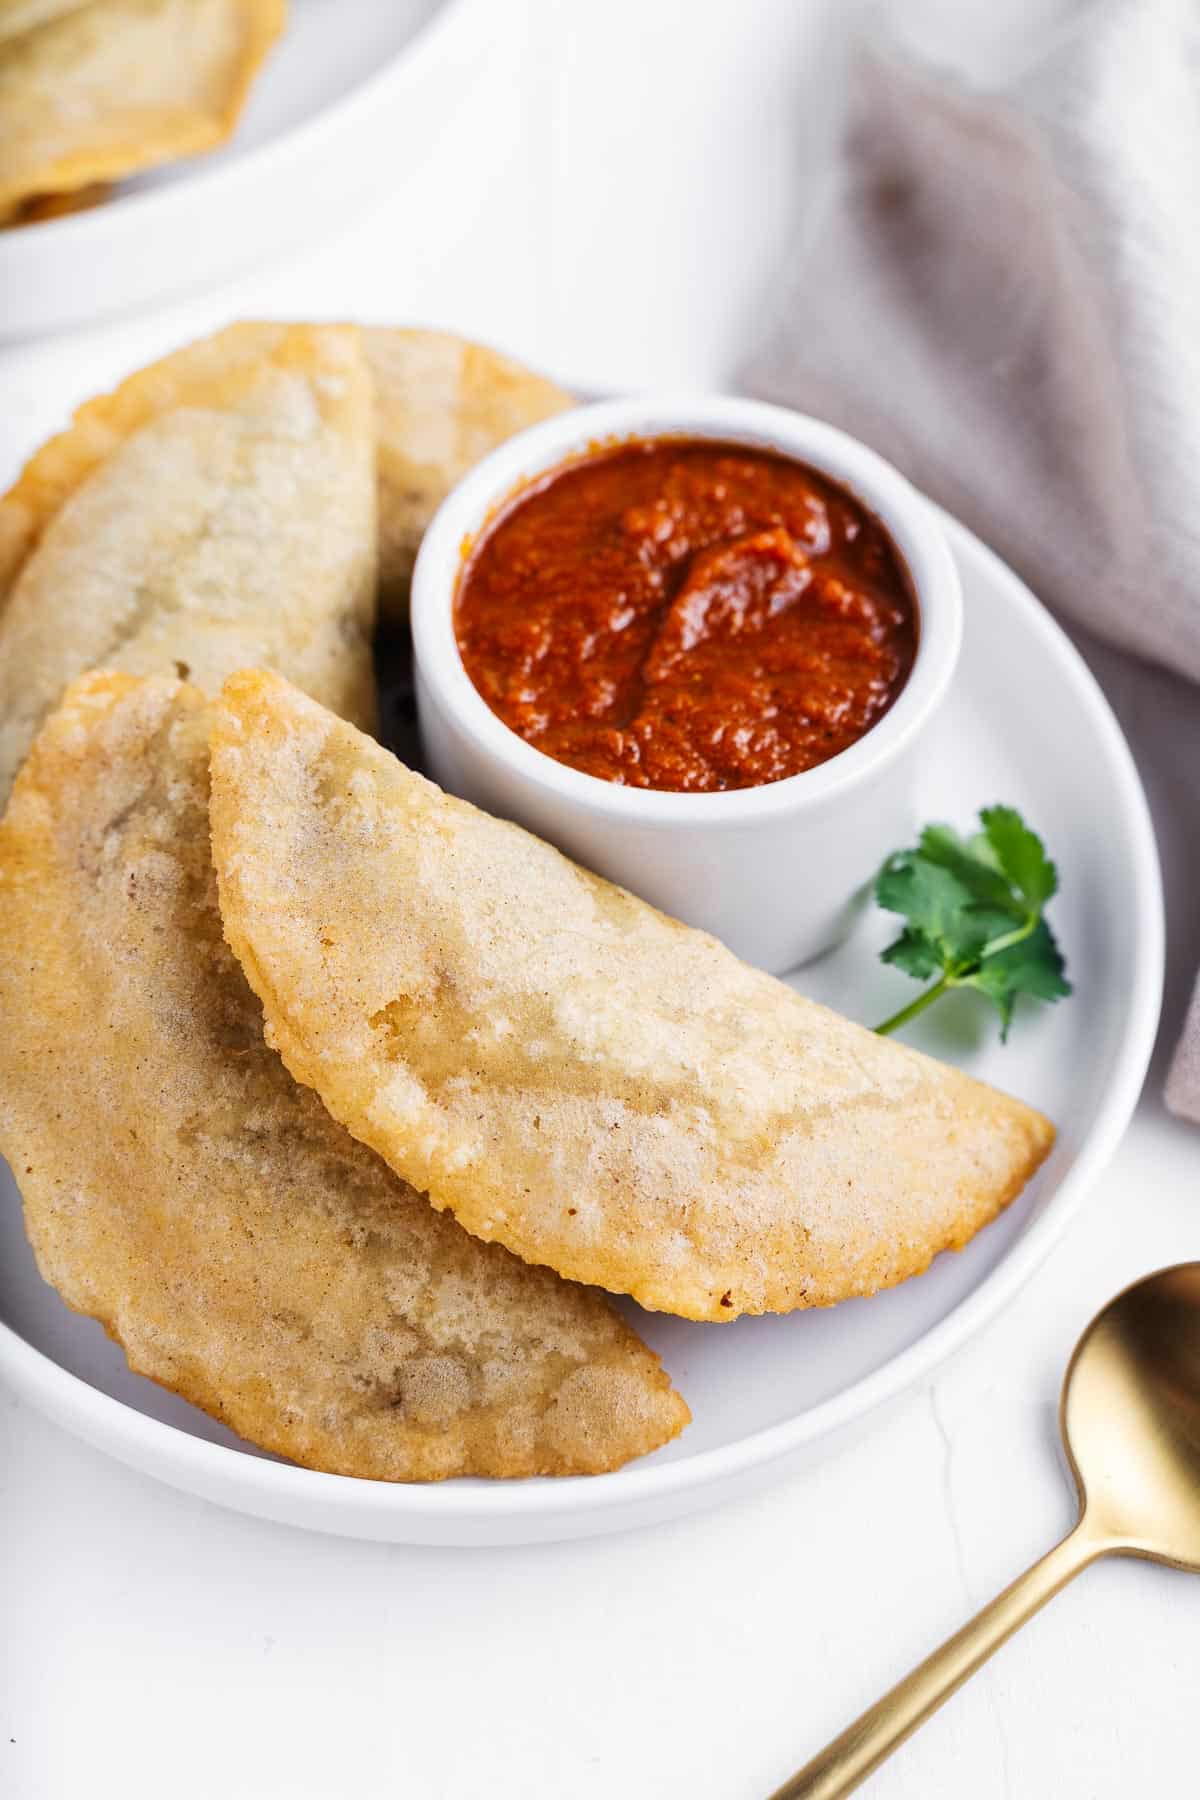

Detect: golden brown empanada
209,670,1056,1324
0,322,376,801
0,0,284,218
0,673,688,1478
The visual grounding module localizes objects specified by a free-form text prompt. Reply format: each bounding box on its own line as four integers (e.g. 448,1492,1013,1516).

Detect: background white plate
0,513,1163,1545
0,0,480,339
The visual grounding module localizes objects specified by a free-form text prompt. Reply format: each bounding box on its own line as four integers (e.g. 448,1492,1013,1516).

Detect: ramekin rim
410,394,962,825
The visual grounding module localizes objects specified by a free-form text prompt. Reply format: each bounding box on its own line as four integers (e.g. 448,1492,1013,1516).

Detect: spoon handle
769,1520,1105,1799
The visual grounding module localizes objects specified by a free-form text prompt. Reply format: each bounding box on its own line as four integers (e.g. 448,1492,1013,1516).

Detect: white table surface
3,3,1198,1796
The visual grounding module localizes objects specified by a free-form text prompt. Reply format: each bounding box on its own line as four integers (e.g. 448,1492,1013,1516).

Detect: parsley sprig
873,806,1071,1041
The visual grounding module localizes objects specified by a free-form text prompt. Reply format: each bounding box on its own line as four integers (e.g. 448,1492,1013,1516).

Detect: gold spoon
771,1262,1200,1799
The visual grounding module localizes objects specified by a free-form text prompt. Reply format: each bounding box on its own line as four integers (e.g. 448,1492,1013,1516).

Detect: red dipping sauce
454,437,917,793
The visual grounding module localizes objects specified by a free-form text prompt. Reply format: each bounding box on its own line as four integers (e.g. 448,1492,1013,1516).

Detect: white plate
0,513,1163,1544
0,0,479,338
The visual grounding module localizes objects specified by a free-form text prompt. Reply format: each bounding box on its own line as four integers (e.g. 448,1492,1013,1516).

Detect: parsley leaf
914,823,1022,914
880,926,943,982
873,807,1071,1042
876,855,985,964
979,805,1058,911
963,921,1071,1036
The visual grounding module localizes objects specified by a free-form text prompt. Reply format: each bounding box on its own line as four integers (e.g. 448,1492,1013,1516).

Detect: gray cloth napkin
743,0,1200,1119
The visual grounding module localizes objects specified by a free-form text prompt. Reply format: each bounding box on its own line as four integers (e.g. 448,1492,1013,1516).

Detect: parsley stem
978,913,1037,959
874,975,950,1036
874,914,1041,1035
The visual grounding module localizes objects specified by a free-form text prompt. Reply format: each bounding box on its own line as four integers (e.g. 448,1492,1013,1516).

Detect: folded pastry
0,0,285,219
0,673,688,1479
0,321,568,710
0,321,376,801
209,670,1056,1323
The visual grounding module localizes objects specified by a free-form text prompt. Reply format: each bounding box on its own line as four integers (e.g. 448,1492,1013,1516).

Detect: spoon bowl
1064,1262,1200,1569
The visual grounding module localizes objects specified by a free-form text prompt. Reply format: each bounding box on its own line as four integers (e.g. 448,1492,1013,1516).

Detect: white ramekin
411,395,962,972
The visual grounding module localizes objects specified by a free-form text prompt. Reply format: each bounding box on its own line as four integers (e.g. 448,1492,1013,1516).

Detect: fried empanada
0,318,296,593
209,670,1056,1324
0,673,688,1479
0,322,376,802
364,327,572,620
0,322,568,653
0,0,284,218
